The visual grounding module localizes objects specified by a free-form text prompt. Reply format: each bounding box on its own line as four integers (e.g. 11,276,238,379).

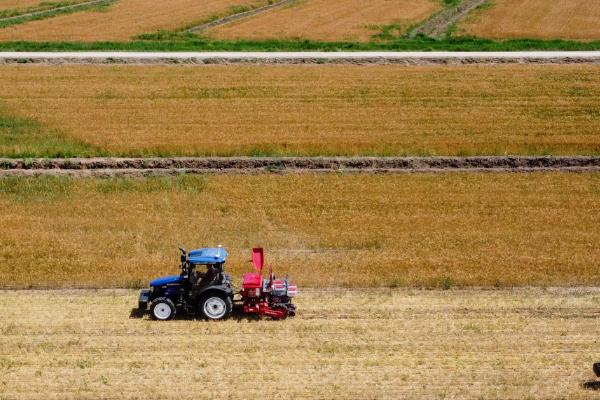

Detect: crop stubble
0,64,599,157
0,173,598,288
206,0,441,41
458,0,600,40
1,288,599,399
0,0,265,41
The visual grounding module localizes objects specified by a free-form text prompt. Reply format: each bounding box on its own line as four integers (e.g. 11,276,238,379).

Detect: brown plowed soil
1,156,599,176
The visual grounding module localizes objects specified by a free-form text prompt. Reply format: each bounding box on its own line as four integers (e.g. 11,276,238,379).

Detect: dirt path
1,288,599,399
0,0,113,23
2,51,599,65
1,156,599,176
409,0,488,38
186,0,296,34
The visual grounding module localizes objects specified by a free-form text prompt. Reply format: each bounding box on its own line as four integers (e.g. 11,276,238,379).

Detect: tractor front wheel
150,297,176,321
198,294,232,320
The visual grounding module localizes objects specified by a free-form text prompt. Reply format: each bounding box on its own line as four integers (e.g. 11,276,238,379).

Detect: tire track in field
186,0,297,34
408,0,487,38
0,0,115,25
1,156,599,176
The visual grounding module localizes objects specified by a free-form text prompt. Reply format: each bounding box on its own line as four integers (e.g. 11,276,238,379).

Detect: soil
1,156,599,176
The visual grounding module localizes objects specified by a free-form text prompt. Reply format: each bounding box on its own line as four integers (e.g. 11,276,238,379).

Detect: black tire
198,293,232,320
150,297,176,321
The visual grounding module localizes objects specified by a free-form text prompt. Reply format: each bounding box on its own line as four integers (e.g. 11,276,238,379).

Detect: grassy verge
0,173,598,288
0,0,115,29
0,36,600,51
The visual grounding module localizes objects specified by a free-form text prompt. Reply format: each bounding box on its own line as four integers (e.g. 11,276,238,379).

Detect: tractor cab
140,246,234,321
186,247,229,288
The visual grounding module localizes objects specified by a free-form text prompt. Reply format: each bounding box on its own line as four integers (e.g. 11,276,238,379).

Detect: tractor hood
150,275,184,287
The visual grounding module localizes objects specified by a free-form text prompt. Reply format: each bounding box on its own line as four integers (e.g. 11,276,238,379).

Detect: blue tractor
138,246,234,320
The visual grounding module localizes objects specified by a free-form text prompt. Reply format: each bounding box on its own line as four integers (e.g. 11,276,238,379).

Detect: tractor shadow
128,306,270,322
582,381,600,390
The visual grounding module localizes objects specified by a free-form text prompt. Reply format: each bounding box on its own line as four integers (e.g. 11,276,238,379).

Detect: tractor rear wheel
150,297,176,321
198,294,232,320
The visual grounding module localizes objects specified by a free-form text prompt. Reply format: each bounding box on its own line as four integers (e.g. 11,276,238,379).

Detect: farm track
1,156,599,176
0,0,112,23
186,0,296,33
409,0,487,38
1,51,600,65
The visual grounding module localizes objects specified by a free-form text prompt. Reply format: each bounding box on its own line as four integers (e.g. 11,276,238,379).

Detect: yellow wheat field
207,0,441,42
0,64,599,157
0,0,44,11
1,288,600,399
458,0,600,40
0,173,598,289
0,0,265,41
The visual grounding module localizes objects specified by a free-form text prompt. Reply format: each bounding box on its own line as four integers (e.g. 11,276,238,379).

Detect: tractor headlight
149,286,154,293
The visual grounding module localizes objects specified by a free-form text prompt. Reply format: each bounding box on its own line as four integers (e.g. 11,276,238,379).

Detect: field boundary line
186,0,297,34
1,156,599,176
1,51,600,64
408,0,487,38
0,0,115,25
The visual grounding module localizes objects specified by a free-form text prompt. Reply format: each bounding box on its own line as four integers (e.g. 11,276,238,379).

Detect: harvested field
458,0,600,40
1,64,600,157
0,173,598,289
0,0,265,41
1,288,600,399
0,0,44,11
207,0,441,42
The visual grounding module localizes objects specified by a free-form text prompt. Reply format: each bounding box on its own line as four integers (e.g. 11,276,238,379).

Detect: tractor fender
192,284,233,300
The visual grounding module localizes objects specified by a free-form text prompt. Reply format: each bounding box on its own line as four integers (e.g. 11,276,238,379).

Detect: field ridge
1,156,600,176
1,51,600,65
186,0,296,34
409,0,487,38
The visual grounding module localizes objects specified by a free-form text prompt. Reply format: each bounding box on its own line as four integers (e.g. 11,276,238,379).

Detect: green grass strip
1,36,600,51
0,111,102,158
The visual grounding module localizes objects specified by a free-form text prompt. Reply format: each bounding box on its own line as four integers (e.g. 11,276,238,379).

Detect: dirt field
206,0,440,42
1,288,600,399
0,173,598,289
1,64,599,158
0,0,265,41
458,0,600,40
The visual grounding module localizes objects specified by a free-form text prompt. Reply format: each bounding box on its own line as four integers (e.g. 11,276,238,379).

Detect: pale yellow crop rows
0,64,599,157
1,288,600,399
0,0,265,41
458,0,600,40
207,0,441,42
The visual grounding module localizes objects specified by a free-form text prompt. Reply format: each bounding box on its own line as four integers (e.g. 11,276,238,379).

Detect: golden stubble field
0,0,266,41
458,0,600,40
0,0,47,11
1,288,600,399
0,173,599,289
1,64,599,157
207,0,440,41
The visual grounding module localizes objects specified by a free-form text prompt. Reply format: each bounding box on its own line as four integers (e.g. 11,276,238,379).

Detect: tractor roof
188,247,228,265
